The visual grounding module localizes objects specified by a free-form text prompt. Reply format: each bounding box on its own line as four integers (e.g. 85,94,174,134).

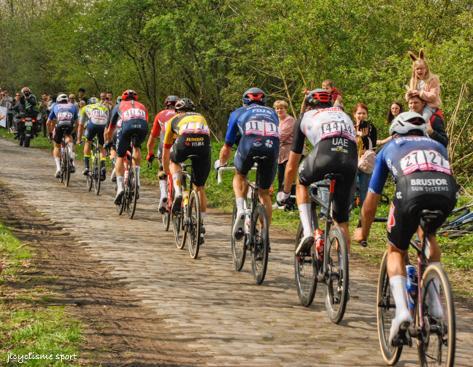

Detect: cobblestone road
1,138,472,366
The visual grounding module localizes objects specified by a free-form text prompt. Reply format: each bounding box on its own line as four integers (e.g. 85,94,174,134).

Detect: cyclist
277,89,357,255
105,90,148,204
76,97,109,180
146,95,179,213
215,87,280,239
46,93,79,178
106,96,122,182
354,111,457,345
162,98,211,242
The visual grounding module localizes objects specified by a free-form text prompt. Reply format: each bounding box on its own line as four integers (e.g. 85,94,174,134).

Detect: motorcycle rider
12,87,38,138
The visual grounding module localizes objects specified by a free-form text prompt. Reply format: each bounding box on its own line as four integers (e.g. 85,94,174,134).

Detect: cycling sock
236,197,245,213
390,275,409,317
298,203,314,237
159,179,167,199
54,157,61,171
172,173,182,196
117,176,124,192
84,155,90,169
135,166,141,187
68,143,75,159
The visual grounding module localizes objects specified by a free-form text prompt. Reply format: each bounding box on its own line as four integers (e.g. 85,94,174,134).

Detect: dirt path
0,137,472,366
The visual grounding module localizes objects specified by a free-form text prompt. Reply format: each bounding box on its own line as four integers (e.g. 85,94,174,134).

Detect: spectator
0,90,14,128
322,79,343,107
377,101,403,146
78,88,87,104
105,91,114,109
68,93,78,107
273,100,296,196
405,49,441,123
353,102,377,206
407,94,448,147
39,93,52,136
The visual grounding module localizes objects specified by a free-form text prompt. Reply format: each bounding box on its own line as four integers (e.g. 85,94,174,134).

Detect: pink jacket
278,115,295,164
406,74,442,108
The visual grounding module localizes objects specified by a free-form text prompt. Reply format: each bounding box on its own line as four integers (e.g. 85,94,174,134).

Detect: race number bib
180,121,210,135
400,150,451,175
244,120,279,137
57,111,73,122
123,108,146,121
89,109,108,124
321,121,355,140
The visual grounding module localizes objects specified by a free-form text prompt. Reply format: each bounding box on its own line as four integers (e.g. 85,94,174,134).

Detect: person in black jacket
408,94,448,147
13,87,38,118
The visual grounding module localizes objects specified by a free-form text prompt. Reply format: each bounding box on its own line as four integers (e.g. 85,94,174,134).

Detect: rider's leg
65,135,75,172
83,141,91,174
53,143,61,174
133,147,142,187
233,172,249,212
100,146,107,177
170,161,183,196
335,221,351,251
295,182,315,255
258,188,272,223
114,157,125,200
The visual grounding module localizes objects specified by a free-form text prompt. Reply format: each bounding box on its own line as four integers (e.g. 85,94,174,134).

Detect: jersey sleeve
163,117,176,149
224,110,241,146
368,147,390,195
109,106,119,127
291,114,305,154
150,114,161,138
48,106,56,120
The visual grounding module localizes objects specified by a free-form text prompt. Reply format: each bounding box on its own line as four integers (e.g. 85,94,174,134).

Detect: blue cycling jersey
369,136,451,195
48,103,78,123
224,104,279,146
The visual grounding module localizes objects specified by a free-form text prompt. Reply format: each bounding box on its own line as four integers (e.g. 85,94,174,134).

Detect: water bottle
314,228,324,260
406,264,417,312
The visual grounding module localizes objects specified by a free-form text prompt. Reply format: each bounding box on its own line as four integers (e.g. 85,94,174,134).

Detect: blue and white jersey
369,136,451,195
224,105,279,146
48,102,78,124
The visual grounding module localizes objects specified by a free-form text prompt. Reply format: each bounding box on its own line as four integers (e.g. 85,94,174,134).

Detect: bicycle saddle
420,209,444,232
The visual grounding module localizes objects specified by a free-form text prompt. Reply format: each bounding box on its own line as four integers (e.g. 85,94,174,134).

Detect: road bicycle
438,202,473,239
85,136,102,195
294,174,349,324
171,160,203,259
58,136,74,187
218,160,270,285
115,136,139,219
377,209,456,366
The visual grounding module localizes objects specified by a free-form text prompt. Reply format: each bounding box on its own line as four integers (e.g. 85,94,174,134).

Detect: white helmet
56,93,68,103
389,111,426,136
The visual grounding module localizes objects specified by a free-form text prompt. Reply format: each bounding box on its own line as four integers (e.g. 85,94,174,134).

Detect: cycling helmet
56,93,68,103
21,86,31,95
242,87,266,106
87,97,98,104
305,88,332,107
389,111,426,136
164,95,179,107
175,98,196,112
121,89,138,101
116,96,122,104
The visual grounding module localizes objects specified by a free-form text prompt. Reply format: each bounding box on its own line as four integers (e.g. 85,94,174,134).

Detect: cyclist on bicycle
162,98,211,241
76,97,109,180
277,89,357,255
354,111,457,345
146,95,178,213
215,87,280,239
47,93,79,178
105,89,148,204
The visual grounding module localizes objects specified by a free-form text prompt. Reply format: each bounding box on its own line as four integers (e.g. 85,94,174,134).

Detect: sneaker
55,170,61,178
172,195,182,214
100,167,106,181
158,197,168,214
82,168,89,176
114,189,124,205
233,210,245,241
295,235,314,256
389,310,413,346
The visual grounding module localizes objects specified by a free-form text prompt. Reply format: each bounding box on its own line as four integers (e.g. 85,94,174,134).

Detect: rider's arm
283,151,301,194
147,114,161,156
218,144,232,166
162,117,176,174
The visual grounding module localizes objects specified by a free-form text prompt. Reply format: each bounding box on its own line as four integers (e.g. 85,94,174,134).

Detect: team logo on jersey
265,139,273,148
253,139,262,148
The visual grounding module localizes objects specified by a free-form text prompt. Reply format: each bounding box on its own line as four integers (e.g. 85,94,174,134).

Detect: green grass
0,223,83,366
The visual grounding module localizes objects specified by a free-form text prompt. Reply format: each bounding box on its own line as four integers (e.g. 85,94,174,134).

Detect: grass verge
0,223,82,366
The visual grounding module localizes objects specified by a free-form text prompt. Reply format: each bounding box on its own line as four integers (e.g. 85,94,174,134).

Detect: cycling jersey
109,100,148,128
370,136,457,250
79,102,109,126
150,109,177,139
48,103,78,125
163,112,210,149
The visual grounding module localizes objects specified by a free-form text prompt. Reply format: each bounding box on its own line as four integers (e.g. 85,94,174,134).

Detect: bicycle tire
251,204,269,285
64,147,71,187
417,264,456,367
162,211,171,231
187,190,201,259
294,223,318,307
127,168,138,219
59,148,65,183
93,150,101,195
231,203,246,271
377,251,403,365
173,211,184,249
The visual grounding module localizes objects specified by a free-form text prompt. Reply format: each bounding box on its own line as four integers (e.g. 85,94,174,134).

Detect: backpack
430,109,444,125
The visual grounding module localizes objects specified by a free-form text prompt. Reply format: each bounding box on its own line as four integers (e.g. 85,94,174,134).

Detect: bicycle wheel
162,210,171,231
325,226,349,324
59,149,66,183
86,164,93,192
172,210,184,249
251,204,269,285
187,190,201,259
230,203,246,271
63,148,71,187
294,223,318,307
377,251,403,365
127,168,138,219
93,151,101,195
417,264,456,367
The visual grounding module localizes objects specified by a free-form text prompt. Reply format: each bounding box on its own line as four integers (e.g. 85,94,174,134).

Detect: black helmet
175,98,195,112
305,88,332,108
242,87,266,106
164,95,179,107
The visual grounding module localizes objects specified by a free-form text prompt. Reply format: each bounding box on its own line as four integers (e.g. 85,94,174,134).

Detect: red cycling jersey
115,100,149,126
150,109,177,138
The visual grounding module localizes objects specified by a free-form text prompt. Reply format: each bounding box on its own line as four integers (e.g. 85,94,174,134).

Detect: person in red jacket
146,95,178,212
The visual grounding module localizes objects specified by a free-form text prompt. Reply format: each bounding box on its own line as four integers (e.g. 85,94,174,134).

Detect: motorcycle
16,114,38,147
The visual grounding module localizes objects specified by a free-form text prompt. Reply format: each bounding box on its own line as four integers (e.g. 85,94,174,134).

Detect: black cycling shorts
84,123,106,146
387,172,457,250
298,138,358,223
116,119,148,157
170,134,211,187
53,122,74,144
234,136,279,190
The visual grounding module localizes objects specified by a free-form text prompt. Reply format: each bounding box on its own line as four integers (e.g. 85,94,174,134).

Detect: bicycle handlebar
216,166,236,184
